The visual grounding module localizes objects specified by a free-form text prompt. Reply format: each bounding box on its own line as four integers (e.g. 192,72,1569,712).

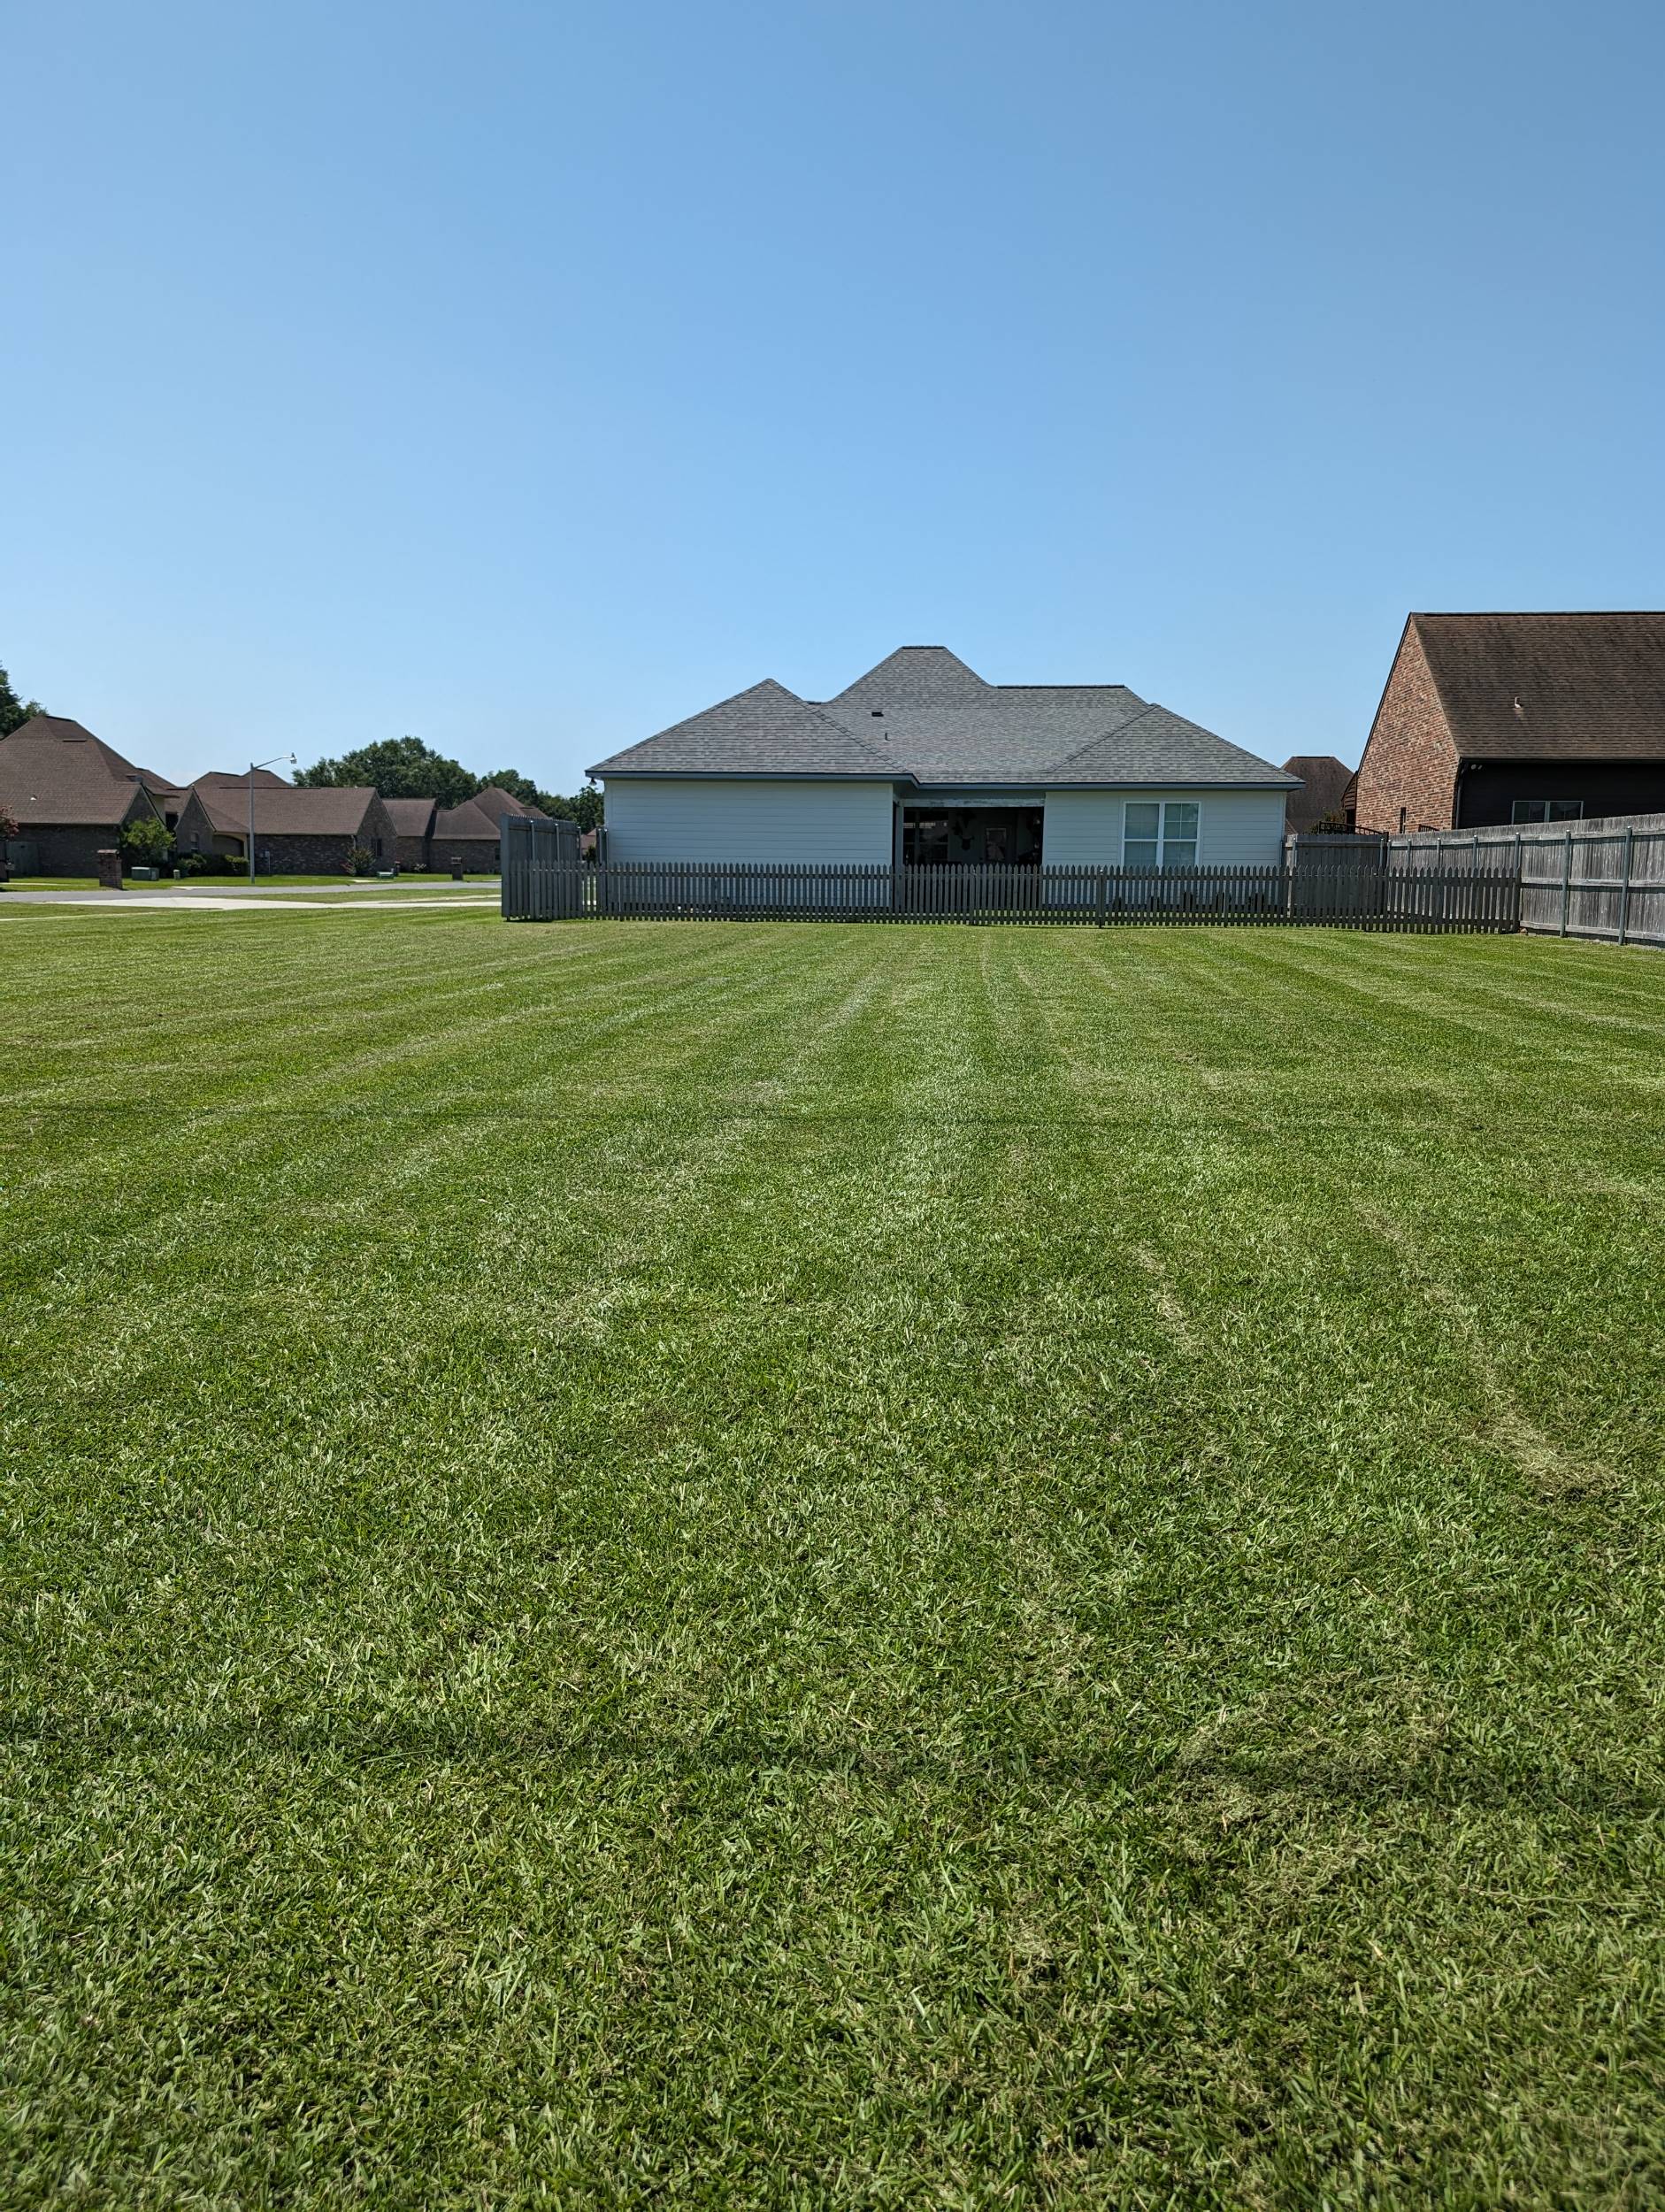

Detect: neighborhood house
0,716,181,874
1355,611,1665,835
173,784,397,872
587,648,1296,869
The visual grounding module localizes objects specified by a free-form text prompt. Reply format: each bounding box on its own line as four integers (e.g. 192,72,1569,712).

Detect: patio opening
902,806,1044,865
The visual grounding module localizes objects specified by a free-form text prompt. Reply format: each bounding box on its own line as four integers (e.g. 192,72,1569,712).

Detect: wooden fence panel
1388,818,1665,949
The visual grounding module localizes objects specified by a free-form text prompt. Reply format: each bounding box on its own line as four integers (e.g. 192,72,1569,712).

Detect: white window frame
1122,798,1202,869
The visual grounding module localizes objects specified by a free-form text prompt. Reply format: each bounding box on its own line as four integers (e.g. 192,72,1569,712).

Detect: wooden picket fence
501,835,1521,933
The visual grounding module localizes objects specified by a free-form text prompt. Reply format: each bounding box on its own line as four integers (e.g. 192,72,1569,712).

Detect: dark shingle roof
1281,754,1355,830
1412,612,1665,761
589,653,1293,787
191,768,292,792
188,784,381,836
432,799,503,842
0,716,178,826
383,797,437,836
471,785,548,821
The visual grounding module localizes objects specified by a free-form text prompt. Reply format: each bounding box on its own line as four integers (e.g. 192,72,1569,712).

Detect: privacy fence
502,822,1519,931
1385,814,1665,949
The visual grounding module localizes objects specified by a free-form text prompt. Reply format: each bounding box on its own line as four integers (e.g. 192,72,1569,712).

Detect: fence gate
501,816,582,917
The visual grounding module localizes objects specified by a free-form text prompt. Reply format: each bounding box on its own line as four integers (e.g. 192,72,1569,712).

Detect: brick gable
1355,621,1459,834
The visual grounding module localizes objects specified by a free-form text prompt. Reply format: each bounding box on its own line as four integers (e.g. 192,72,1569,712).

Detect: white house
588,648,1295,869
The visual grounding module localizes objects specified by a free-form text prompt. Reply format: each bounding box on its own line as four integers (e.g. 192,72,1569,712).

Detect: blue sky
7,0,1665,791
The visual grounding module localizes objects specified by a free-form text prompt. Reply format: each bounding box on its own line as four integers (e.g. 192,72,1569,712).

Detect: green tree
481,770,603,829
544,785,603,833
119,815,174,866
295,736,477,808
0,662,43,738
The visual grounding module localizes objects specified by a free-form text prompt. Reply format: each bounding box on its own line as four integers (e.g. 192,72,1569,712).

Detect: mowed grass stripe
4,915,1665,2206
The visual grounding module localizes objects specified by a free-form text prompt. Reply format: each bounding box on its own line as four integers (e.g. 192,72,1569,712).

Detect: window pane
1547,799,1584,821
1164,802,1200,839
1163,840,1198,870
1124,802,1160,838
1124,840,1159,868
1511,800,1548,824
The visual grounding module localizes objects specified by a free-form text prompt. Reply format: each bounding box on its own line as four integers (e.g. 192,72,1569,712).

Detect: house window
1510,799,1584,825
1123,800,1200,869
1398,807,1408,833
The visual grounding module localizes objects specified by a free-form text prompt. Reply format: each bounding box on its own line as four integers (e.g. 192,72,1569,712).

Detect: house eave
591,768,1299,792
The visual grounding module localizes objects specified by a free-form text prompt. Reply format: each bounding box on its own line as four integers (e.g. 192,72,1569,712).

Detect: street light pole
247,754,297,885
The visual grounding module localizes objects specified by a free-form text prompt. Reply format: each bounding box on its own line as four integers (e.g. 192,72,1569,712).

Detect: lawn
3,910,1663,2207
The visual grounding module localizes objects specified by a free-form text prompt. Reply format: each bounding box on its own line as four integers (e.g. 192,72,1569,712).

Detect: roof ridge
1412,609,1665,620
1040,702,1161,779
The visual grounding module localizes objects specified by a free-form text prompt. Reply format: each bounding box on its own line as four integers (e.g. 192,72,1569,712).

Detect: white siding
602,778,895,864
1043,788,1287,868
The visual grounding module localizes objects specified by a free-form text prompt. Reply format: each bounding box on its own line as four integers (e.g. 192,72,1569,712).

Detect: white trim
1122,796,1202,867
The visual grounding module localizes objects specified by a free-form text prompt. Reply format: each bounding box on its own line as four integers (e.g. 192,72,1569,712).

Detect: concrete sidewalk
3,888,498,911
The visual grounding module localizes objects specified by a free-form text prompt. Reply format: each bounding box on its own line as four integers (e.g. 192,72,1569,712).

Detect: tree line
296,737,602,830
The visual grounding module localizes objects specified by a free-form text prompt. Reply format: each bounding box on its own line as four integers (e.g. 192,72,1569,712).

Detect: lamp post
247,754,297,884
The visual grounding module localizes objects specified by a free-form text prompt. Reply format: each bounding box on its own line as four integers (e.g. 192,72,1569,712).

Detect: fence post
1094,869,1107,926
1559,832,1573,937
1618,826,1635,947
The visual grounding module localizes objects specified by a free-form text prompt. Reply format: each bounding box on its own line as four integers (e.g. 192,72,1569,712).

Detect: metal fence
502,832,1520,933
1387,814,1665,948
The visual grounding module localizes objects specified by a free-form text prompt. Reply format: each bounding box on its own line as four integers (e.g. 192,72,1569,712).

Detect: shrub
119,816,175,867
343,844,374,877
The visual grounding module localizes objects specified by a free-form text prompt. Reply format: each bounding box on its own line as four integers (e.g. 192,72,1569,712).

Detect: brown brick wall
12,825,128,877
1354,623,1459,835
430,836,499,874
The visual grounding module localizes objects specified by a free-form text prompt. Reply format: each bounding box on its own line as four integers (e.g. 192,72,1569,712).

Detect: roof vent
871,709,884,717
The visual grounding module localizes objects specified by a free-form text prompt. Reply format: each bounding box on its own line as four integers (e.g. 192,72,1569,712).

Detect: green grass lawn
4,911,1664,2207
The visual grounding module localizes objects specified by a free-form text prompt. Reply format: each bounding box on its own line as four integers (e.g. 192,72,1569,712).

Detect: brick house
1355,612,1665,835
174,783,396,872
429,786,547,873
0,715,182,874
384,798,438,871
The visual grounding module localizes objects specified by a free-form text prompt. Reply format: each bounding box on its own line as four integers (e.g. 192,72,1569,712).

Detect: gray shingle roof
589,653,1293,788
592,678,898,778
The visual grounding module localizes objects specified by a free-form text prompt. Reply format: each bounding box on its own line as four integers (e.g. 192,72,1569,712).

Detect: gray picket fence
502,832,1520,933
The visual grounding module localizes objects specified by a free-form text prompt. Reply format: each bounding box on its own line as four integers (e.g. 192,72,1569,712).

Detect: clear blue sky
8,0,1665,791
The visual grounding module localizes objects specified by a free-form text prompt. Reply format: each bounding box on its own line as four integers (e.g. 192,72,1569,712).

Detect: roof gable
1047,703,1297,787
432,799,502,840
825,647,992,710
472,785,548,821
589,678,898,779
382,797,437,835
0,717,173,826
1413,611,1665,761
